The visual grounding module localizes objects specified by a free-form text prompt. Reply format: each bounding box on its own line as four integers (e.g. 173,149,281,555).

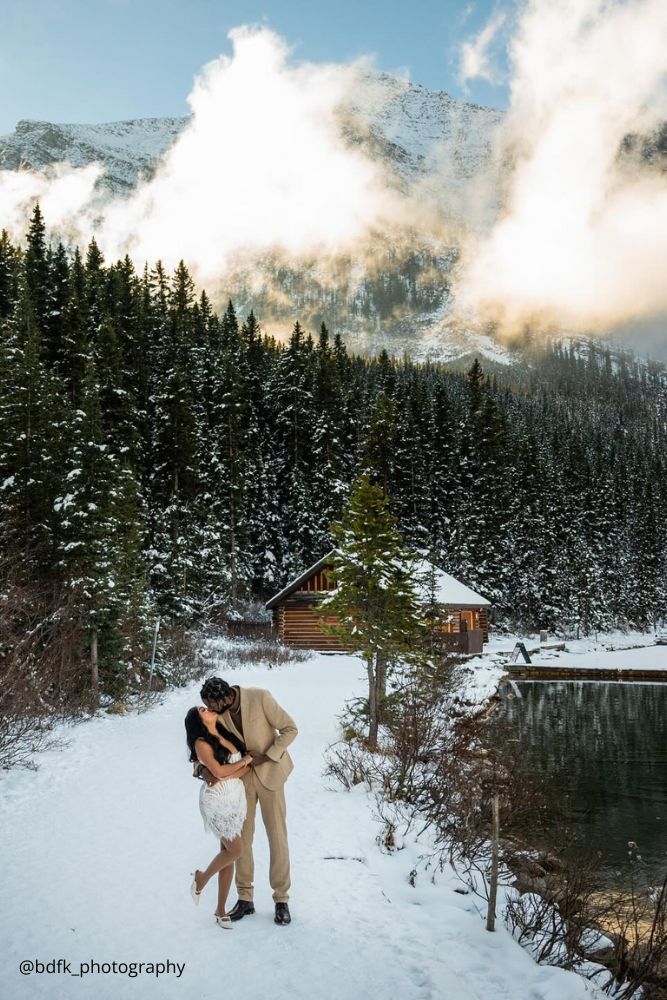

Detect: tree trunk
375,651,387,724
228,418,237,602
90,627,99,708
366,655,378,749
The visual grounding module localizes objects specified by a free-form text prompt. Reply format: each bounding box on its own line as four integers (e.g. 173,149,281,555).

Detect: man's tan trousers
236,767,290,903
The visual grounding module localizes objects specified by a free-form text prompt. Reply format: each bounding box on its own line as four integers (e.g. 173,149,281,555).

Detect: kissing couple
184,677,297,928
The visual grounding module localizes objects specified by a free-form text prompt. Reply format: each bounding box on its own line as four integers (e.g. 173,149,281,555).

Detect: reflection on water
489,681,667,877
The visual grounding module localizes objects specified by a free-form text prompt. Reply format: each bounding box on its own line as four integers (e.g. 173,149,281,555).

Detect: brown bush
204,635,311,672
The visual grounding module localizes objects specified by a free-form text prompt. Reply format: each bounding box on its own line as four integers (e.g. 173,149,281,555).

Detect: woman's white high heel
190,873,202,906
215,915,233,929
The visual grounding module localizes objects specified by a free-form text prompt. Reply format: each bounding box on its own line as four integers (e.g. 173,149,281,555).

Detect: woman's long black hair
184,707,246,764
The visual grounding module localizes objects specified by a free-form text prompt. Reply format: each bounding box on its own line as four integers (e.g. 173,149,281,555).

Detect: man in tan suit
199,676,297,925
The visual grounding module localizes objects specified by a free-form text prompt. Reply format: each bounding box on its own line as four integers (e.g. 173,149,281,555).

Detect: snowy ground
527,640,667,672
0,652,605,1000
469,629,667,685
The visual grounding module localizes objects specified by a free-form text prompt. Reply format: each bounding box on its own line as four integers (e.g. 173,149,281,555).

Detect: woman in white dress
185,706,253,928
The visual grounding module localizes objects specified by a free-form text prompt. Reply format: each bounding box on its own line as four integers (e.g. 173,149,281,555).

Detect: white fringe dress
198,753,247,842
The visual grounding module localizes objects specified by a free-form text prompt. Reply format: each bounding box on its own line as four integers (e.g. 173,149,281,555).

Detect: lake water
489,680,667,879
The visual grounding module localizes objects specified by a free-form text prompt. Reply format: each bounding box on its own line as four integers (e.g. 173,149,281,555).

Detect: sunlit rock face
0,117,187,193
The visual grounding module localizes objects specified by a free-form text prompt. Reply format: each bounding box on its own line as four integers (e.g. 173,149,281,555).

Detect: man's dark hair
200,676,233,703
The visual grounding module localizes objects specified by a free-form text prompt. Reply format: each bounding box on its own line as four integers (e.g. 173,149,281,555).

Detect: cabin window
460,611,478,632
438,611,459,634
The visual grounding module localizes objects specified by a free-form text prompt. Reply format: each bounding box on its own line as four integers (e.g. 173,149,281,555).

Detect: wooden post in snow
486,793,500,932
147,617,161,693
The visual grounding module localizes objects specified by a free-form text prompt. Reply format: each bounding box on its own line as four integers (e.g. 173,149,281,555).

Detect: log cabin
265,551,491,653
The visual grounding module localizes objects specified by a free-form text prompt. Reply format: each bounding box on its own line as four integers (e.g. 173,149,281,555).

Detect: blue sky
0,0,510,134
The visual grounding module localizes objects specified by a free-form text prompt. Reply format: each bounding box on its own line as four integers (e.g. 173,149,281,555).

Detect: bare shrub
1,560,157,712
359,664,545,889
206,635,311,672
152,627,209,689
503,849,606,971
597,867,667,998
0,574,84,768
323,657,506,865
0,576,92,710
503,859,667,996
0,713,69,770
210,597,272,629
324,740,383,791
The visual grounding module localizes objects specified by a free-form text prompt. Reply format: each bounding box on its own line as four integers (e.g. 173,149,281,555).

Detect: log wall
479,608,489,642
275,604,352,652
274,601,489,650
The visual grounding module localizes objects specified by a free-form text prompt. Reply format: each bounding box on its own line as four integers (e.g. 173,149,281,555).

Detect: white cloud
458,11,507,88
0,162,102,242
457,0,667,333
0,27,402,282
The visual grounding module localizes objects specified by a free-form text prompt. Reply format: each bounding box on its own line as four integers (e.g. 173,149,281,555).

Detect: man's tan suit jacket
220,687,297,791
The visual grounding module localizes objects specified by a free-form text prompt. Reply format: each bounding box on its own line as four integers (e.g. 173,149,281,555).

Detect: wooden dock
507,665,667,682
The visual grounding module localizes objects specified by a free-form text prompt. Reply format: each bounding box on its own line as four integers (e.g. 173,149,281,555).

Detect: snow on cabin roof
412,559,491,608
265,551,491,610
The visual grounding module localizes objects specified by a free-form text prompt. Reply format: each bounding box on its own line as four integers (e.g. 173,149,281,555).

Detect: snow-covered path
0,655,598,1000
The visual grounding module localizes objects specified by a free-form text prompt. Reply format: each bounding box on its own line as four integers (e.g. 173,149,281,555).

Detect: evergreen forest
1,207,666,698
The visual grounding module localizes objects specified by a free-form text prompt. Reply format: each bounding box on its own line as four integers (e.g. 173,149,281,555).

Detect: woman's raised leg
194,836,243,894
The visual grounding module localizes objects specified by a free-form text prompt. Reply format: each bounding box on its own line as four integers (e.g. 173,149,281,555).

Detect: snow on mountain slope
349,72,502,190
0,117,186,192
0,75,502,198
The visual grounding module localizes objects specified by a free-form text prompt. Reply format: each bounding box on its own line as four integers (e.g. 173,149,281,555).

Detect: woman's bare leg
194,837,243,894
215,857,235,917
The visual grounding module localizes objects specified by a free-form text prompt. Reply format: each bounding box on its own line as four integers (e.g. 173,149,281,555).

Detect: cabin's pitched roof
265,551,490,610
265,551,336,610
